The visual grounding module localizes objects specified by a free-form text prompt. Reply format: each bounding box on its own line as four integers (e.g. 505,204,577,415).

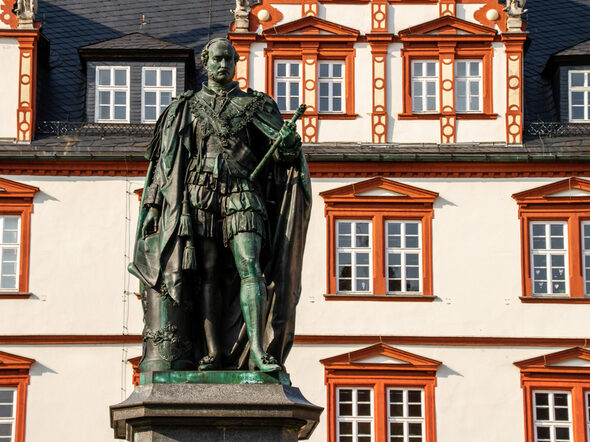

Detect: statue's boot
240,276,281,373
198,281,222,371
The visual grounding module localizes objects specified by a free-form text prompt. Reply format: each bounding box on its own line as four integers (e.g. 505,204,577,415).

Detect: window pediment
399,16,497,41
321,343,441,374
0,351,35,372
264,16,360,41
320,177,438,206
515,347,590,374
0,178,38,201
512,177,590,205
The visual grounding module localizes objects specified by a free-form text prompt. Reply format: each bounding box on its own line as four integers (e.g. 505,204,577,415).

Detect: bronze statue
129,38,311,374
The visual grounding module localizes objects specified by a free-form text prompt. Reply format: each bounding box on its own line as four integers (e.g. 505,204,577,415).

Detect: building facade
1,0,590,441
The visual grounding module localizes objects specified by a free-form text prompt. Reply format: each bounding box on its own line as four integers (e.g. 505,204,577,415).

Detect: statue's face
206,41,236,85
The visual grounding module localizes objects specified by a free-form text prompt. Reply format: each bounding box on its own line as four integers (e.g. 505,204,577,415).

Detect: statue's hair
201,38,239,66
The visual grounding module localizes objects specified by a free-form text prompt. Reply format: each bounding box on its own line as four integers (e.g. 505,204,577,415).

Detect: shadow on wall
524,0,590,126
36,0,232,122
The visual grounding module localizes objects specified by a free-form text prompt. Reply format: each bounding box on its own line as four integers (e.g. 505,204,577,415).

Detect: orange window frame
320,178,437,299
515,348,590,442
322,344,439,442
0,178,38,298
0,351,35,442
265,44,356,119
513,178,590,303
399,46,494,119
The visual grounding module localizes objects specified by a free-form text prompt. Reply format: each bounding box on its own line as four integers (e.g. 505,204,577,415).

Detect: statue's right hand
142,207,160,237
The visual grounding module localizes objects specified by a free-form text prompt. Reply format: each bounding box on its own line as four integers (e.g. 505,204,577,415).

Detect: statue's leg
197,236,222,370
230,232,281,373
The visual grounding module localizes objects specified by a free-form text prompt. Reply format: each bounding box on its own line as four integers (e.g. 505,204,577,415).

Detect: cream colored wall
456,3,484,22
0,39,19,139
389,4,439,33
274,4,301,26
0,176,144,335
249,42,267,92
299,177,590,338
322,3,371,34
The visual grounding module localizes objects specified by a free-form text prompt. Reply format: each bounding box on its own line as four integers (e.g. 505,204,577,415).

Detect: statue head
201,38,239,87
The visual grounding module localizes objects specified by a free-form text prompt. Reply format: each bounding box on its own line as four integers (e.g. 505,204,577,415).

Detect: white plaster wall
274,4,301,26
389,4,439,34
0,176,144,335
298,177,590,338
0,39,19,139
287,344,561,442
456,3,484,23
249,42,267,92
1,344,140,441
321,4,371,34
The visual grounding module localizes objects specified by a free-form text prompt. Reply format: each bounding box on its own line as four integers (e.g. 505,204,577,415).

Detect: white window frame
385,220,422,294
141,67,177,123
95,66,130,123
274,60,302,112
336,387,374,442
318,61,345,113
533,390,572,442
336,220,372,294
0,216,20,292
568,70,590,122
455,60,482,113
387,388,425,442
0,387,16,442
530,221,569,296
411,60,439,113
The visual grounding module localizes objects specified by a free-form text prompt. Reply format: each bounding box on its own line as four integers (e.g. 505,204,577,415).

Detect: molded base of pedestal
110,382,322,441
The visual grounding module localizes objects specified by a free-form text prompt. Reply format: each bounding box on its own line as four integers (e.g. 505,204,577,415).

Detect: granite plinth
110,375,323,441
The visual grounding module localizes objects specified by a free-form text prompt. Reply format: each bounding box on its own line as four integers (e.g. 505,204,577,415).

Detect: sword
249,104,307,181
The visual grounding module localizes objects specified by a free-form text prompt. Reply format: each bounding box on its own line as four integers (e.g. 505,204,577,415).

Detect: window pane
98,69,110,86
572,92,585,105
319,83,329,97
426,62,436,76
2,231,17,244
333,98,342,112
333,63,342,77
144,69,157,86
114,91,126,105
319,63,329,78
114,69,127,86
470,61,480,76
160,69,173,86
572,106,585,120
98,91,110,105
413,82,422,97
426,97,436,111
0,405,12,418
0,424,11,437
290,97,299,110
277,63,286,77
426,82,436,96
99,106,110,120
456,61,466,77
4,218,18,230
144,107,157,121
277,97,286,111
319,97,329,111
289,63,299,77
413,63,423,77
571,72,585,87
0,391,13,403
114,105,126,120
160,92,172,106
277,82,286,96
289,82,299,97
333,83,342,97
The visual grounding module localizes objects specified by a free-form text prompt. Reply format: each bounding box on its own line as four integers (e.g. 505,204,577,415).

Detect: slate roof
36,0,232,122
524,0,590,129
554,38,590,56
78,32,190,51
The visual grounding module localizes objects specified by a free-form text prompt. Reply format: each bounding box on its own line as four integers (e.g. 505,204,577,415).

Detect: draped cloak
129,86,312,368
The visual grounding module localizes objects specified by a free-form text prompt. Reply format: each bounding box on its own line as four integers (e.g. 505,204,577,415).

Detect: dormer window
142,67,176,123
569,70,590,121
95,66,130,122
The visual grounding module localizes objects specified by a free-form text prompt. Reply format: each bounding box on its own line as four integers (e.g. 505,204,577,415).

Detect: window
323,344,439,442
0,351,34,442
533,391,572,442
455,60,482,112
321,178,437,300
142,67,176,123
0,217,20,291
569,70,590,121
0,388,16,442
0,178,37,298
515,348,590,442
513,178,590,302
319,61,344,113
411,61,438,113
336,220,372,293
95,66,129,122
275,61,301,112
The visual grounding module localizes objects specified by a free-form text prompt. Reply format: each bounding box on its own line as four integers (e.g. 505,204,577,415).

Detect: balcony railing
528,122,590,138
36,121,155,137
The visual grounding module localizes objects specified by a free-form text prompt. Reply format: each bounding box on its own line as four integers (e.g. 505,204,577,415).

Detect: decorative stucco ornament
504,0,527,32
257,9,270,22
486,9,500,21
15,0,36,29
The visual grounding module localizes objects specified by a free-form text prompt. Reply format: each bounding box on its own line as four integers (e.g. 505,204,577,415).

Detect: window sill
325,294,436,302
0,292,32,300
520,296,590,304
282,113,358,120
397,112,498,120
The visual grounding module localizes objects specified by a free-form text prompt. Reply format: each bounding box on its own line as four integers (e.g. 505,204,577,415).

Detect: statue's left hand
273,121,301,163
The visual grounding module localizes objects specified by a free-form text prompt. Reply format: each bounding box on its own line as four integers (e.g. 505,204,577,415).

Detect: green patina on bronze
140,370,291,386
129,38,311,381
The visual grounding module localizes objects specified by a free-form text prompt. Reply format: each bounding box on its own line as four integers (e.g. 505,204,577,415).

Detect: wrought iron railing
36,121,155,137
528,122,590,138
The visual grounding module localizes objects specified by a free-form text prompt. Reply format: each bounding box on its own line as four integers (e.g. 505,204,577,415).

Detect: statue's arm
141,156,164,236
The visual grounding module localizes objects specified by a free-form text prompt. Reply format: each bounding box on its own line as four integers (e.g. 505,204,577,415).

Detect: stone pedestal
110,372,323,441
